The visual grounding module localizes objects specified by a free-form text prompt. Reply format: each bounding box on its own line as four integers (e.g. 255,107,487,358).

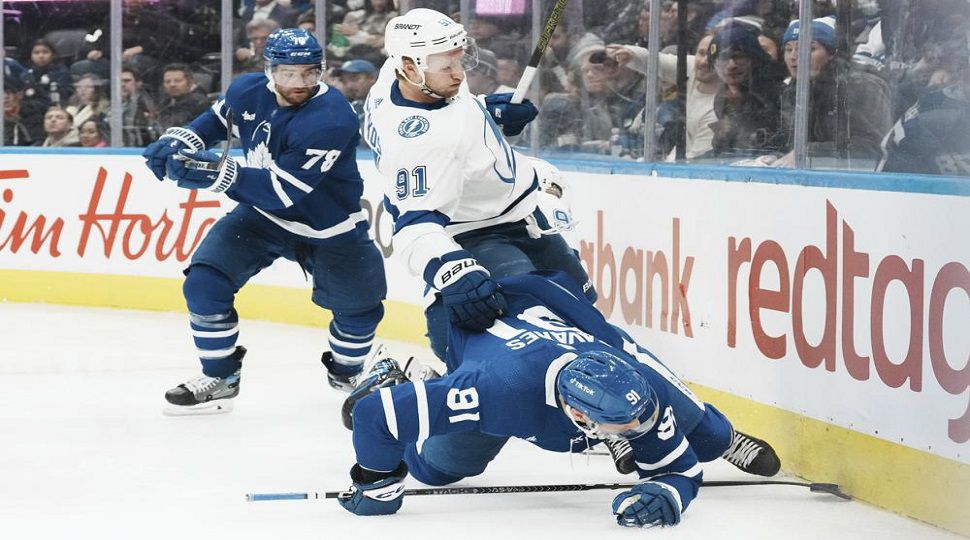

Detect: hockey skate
341,350,409,429
163,346,246,416
322,351,366,392
722,430,781,477
604,438,637,475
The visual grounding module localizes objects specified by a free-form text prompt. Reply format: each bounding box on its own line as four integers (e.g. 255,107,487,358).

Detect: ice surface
0,303,960,539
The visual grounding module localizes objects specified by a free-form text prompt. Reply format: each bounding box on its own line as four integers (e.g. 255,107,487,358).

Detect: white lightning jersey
362,60,539,278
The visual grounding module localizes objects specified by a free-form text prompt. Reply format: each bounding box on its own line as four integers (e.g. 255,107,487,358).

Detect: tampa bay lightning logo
398,115,430,138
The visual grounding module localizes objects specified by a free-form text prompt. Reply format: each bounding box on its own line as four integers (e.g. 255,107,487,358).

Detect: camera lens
589,51,607,64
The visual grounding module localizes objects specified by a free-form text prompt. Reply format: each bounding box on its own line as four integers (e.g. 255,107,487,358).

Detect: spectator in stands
79,0,220,90
66,73,110,129
768,16,891,166
538,24,575,97
39,105,80,147
156,63,210,131
333,59,378,122
330,0,398,58
609,32,720,160
878,70,970,176
3,76,44,146
235,19,280,76
466,48,514,96
707,22,783,158
297,9,316,32
118,66,160,147
3,56,26,82
78,118,109,148
495,53,523,91
539,34,645,155
239,0,300,31
20,39,74,108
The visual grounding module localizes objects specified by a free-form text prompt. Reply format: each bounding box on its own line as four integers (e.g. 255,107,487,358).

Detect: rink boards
0,149,967,535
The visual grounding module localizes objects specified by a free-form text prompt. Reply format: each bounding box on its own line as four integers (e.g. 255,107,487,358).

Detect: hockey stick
509,0,569,104
245,479,851,501
174,107,234,171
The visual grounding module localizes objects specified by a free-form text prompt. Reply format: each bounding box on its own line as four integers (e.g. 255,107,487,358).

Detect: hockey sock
328,320,374,373
191,309,241,378
183,265,241,378
328,305,383,372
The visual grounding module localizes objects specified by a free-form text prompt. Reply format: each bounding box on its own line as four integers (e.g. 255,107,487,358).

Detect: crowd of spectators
3,0,970,175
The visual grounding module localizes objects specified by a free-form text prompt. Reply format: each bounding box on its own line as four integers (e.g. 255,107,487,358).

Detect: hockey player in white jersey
363,8,595,363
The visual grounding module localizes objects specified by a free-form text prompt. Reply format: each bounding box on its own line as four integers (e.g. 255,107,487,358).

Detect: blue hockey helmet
263,28,324,67
557,350,660,440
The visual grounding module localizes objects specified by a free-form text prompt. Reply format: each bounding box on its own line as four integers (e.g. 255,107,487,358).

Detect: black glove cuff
350,461,408,484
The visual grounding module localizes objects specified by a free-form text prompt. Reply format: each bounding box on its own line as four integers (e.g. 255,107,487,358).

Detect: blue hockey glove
164,148,237,193
141,127,205,181
484,92,538,136
338,462,408,516
426,251,507,332
611,481,681,528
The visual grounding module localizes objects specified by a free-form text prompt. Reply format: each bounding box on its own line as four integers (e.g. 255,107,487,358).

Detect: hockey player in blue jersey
140,29,387,414
337,272,781,528
363,9,595,362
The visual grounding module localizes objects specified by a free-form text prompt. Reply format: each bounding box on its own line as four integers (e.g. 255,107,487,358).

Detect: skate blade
163,399,235,416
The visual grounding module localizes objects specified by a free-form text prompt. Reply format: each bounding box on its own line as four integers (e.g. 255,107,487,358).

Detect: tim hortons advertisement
0,154,424,304
561,172,969,463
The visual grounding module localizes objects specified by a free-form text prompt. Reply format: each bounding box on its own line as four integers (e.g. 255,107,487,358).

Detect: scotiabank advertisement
1,153,967,464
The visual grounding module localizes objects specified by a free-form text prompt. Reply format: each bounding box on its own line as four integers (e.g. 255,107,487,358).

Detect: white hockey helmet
384,8,477,75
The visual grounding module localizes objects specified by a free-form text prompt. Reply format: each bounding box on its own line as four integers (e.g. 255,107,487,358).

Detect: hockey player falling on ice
336,272,781,527
362,8,595,362
141,29,387,415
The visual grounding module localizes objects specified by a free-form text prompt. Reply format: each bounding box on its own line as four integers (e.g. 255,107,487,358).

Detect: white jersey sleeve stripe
270,162,313,193
486,319,523,340
414,380,430,453
544,352,578,407
268,171,295,207
254,208,366,239
379,387,399,439
643,463,704,483
636,437,689,471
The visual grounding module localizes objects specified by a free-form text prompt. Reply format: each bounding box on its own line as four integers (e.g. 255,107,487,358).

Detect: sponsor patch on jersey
398,115,430,138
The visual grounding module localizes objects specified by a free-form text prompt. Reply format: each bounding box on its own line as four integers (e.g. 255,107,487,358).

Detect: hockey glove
426,251,507,332
484,92,538,137
165,148,238,193
338,462,408,516
611,481,681,528
142,127,205,181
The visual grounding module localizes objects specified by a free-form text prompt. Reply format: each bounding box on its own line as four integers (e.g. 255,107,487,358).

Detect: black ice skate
163,346,246,416
604,438,637,475
321,351,365,392
341,351,408,429
722,430,781,477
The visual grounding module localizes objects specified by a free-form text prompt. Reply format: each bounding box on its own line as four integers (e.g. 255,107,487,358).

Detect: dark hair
162,63,193,79
31,38,57,56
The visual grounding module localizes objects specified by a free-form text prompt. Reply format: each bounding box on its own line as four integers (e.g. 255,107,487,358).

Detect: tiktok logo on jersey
398,115,430,138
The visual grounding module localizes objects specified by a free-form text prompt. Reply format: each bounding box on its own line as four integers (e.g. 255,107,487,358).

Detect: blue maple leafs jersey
878,86,970,177
187,73,370,242
352,272,709,512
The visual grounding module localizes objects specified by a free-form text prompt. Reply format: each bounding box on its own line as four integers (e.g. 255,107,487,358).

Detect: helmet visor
269,64,324,89
423,39,479,74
